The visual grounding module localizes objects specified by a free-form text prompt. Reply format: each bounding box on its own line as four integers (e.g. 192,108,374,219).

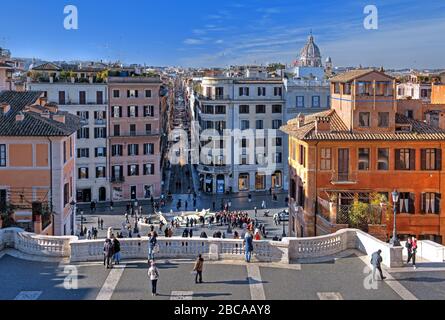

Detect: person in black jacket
103,239,114,269
112,237,121,265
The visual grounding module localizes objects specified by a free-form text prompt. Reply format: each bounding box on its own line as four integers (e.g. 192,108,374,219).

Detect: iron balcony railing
331,171,358,185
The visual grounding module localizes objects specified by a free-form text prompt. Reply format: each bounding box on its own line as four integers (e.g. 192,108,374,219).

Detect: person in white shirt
148,261,160,296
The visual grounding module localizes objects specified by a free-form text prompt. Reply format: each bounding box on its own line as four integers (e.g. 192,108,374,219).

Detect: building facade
28,63,109,204
108,75,163,201
190,68,287,194
0,91,81,236
282,69,445,244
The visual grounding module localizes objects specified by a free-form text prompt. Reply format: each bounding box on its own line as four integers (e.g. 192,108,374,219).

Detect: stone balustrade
2,227,444,268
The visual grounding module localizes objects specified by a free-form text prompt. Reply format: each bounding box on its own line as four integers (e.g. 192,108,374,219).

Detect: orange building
432,84,445,104
282,69,445,244
0,91,81,236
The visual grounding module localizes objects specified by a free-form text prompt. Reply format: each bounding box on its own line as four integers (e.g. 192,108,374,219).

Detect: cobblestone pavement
4,252,442,300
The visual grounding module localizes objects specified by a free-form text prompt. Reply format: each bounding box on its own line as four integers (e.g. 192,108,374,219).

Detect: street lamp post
282,215,287,238
390,190,401,247
80,210,84,237
69,200,76,236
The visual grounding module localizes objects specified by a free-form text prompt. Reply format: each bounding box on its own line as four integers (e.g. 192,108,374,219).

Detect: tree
0,203,16,229
349,200,369,230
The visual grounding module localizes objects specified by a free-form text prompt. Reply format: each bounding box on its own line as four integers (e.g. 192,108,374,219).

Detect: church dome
299,34,322,68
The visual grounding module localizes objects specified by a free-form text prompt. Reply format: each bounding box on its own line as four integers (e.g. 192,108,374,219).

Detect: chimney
0,103,11,115
52,114,66,124
315,116,331,133
39,96,48,106
41,110,51,119
297,113,305,128
439,112,445,130
15,112,25,122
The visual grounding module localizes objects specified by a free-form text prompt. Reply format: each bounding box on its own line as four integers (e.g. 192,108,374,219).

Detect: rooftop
0,91,81,137
329,69,394,83
281,109,445,141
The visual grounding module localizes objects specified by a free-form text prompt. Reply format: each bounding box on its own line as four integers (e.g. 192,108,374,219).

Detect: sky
0,0,444,69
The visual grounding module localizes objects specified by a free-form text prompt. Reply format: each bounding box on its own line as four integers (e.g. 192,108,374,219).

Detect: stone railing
0,228,75,258
70,237,288,264
2,228,443,267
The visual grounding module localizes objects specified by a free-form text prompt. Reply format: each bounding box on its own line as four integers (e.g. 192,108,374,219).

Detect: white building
29,64,109,204
190,67,287,194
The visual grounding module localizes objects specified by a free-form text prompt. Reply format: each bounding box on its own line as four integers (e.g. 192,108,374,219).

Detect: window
421,193,441,214
257,87,266,96
77,111,89,121
94,111,106,121
95,147,107,158
77,128,90,139
94,127,107,139
320,148,332,170
378,112,389,128
79,91,86,104
378,148,389,170
128,165,139,176
272,105,282,113
299,145,306,166
128,144,139,156
111,145,123,157
395,149,415,170
406,110,414,119
274,87,282,96
421,149,442,171
256,105,266,114
64,183,69,206
128,106,138,118
238,173,249,191
78,167,89,179
58,91,65,105
239,105,249,114
312,96,321,108
358,148,370,171
113,106,122,118
144,143,155,155
241,120,250,130
96,91,104,104
296,96,304,108
239,87,250,96
334,83,340,94
96,167,106,178
146,124,152,134
215,105,226,114
274,152,282,164
215,87,224,98
143,164,155,175
274,137,282,147
63,141,67,163
359,112,370,127
113,90,120,98
272,120,282,129
145,90,152,98
112,166,123,180
77,148,89,158
127,90,138,98
113,125,120,137
130,124,136,136
255,173,266,190
0,144,6,167
144,105,154,117
344,83,351,95
204,105,214,114
397,192,415,214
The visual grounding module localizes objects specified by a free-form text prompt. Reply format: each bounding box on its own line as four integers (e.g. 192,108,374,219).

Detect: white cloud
183,38,205,45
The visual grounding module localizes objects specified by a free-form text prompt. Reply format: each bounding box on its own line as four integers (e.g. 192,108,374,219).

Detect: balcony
110,176,125,183
197,164,231,174
330,171,358,185
197,94,231,101
94,119,106,126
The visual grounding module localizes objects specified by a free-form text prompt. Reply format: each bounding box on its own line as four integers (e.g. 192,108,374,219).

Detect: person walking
103,239,114,269
407,236,418,269
148,229,158,261
100,218,104,230
112,236,121,265
193,254,204,284
371,250,386,281
110,201,114,212
148,261,160,296
261,200,266,210
243,229,254,263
